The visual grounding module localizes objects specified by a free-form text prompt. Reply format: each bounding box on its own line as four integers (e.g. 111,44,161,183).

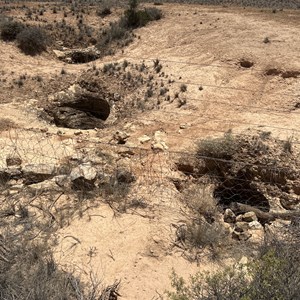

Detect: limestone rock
152,142,168,151
236,211,258,223
138,135,151,144
235,221,249,232
152,131,168,151
248,220,263,230
6,155,22,167
70,163,97,190
232,230,252,241
242,211,258,222
28,179,61,192
22,164,56,184
224,208,236,223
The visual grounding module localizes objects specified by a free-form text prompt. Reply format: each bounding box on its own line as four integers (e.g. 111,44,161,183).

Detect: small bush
183,185,218,222
169,222,300,300
16,27,48,55
125,7,162,28
0,20,24,41
197,131,237,160
96,0,111,18
98,20,129,48
186,219,227,249
180,84,187,92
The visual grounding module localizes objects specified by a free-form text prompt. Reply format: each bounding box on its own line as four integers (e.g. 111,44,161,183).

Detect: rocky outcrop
53,46,101,64
45,84,110,129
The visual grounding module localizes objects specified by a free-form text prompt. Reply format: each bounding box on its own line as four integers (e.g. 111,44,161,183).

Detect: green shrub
16,27,48,55
124,7,162,28
98,20,129,48
0,20,24,41
197,131,237,160
168,224,300,300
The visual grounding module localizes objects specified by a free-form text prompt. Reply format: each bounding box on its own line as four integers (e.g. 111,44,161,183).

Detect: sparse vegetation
97,0,162,54
16,26,48,55
0,19,24,41
197,131,237,160
180,84,187,92
96,0,112,17
168,222,300,300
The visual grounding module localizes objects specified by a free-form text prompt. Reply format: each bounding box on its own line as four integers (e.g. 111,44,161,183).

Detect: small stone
235,221,249,232
74,131,82,136
53,49,65,59
151,142,168,151
236,214,244,222
70,163,97,181
54,175,70,187
248,221,263,230
6,156,22,167
152,236,161,243
224,208,236,223
114,93,121,101
70,163,97,190
114,131,129,144
138,135,151,144
179,123,191,129
232,231,252,241
28,180,60,191
242,211,258,222
239,256,248,265
10,184,24,190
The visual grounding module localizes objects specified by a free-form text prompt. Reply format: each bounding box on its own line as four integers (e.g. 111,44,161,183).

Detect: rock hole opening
240,60,254,68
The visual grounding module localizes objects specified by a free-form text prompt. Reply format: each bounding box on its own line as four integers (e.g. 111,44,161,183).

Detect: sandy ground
0,3,300,299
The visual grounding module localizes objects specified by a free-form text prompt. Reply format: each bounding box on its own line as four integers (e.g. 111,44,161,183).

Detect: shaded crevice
46,93,110,129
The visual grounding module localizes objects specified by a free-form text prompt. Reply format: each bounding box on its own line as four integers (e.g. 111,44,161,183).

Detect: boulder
70,163,97,190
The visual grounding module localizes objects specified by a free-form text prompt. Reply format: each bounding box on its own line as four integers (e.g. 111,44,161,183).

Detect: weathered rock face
45,85,110,129
47,106,106,130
